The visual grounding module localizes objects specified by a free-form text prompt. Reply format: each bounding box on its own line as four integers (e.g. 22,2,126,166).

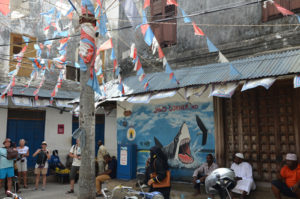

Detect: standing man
32,141,51,191
95,154,117,197
192,154,218,195
97,140,107,175
66,139,81,194
0,139,15,195
230,153,256,198
271,153,300,199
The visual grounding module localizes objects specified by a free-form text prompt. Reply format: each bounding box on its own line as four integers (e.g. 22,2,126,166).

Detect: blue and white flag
206,37,219,53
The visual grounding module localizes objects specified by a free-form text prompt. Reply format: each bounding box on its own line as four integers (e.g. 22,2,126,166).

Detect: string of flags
264,0,300,23
1,36,29,99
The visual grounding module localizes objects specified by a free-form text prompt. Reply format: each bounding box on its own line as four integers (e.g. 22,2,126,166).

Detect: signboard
57,124,64,134
120,147,128,166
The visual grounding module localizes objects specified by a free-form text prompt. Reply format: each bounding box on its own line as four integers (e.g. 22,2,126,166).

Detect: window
9,33,36,77
66,65,80,82
263,0,300,22
150,0,177,47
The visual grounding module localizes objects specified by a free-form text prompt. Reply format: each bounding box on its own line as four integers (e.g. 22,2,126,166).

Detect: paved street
0,180,283,199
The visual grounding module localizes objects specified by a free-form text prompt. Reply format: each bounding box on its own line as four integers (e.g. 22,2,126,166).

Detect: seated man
192,154,218,195
230,153,256,198
271,153,300,199
95,154,117,197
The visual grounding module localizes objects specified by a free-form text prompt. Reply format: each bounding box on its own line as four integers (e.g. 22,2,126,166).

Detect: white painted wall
0,108,8,143
44,108,73,165
104,109,117,157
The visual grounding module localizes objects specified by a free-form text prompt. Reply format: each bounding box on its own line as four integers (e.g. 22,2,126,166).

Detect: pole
78,1,97,198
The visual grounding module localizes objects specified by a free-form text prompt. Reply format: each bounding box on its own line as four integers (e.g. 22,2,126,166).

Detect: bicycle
2,176,22,199
101,185,164,199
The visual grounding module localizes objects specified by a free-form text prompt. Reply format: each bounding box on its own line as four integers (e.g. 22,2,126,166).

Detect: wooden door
223,80,300,181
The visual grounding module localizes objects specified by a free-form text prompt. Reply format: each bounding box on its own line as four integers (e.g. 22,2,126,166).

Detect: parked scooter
205,168,236,199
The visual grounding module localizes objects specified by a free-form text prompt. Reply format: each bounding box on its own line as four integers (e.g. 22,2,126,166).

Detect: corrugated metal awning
104,49,300,98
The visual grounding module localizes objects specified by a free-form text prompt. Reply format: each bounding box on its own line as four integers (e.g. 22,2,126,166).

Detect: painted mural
117,101,215,179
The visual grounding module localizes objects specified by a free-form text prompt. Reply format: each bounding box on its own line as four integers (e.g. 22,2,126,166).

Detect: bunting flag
33,68,46,100
0,0,10,16
180,8,192,23
99,10,108,36
193,22,205,36
51,69,65,98
22,36,30,45
241,78,276,91
87,69,102,94
144,26,155,46
297,15,300,23
121,0,142,28
81,0,95,15
209,83,238,98
141,24,150,36
110,48,116,60
97,38,113,54
274,3,294,16
166,0,178,6
79,56,88,71
144,0,150,9
158,46,165,59
133,57,142,71
218,51,229,63
206,37,219,53
1,40,28,99
130,43,137,60
293,75,300,88
230,64,242,77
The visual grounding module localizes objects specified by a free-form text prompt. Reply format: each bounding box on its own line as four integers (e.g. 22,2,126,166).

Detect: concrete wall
116,0,300,76
0,108,8,143
44,107,73,165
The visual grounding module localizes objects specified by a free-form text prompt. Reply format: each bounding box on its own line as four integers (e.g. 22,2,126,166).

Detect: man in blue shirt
0,138,15,194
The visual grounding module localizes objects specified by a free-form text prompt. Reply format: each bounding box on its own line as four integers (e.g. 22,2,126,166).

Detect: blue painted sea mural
117,101,215,179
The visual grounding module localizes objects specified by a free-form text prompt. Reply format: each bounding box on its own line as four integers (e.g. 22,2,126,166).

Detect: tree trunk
78,3,96,198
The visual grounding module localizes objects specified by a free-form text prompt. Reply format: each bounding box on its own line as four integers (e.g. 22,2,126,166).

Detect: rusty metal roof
104,49,300,98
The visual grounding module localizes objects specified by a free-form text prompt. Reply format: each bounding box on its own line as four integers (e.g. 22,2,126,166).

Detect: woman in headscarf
147,146,171,199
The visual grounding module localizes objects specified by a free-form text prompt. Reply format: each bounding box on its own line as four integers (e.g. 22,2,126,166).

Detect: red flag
97,38,113,54
144,0,150,9
51,89,56,97
169,72,174,80
67,12,73,20
35,95,39,101
96,0,102,8
158,46,165,59
44,26,50,31
166,0,178,6
144,82,149,90
134,58,142,71
0,0,10,16
141,24,150,36
7,88,13,96
274,3,294,16
11,77,15,87
193,22,205,36
113,59,118,72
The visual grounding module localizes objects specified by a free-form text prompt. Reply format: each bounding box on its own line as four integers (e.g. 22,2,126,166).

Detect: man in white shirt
192,154,218,195
230,153,256,197
97,140,107,175
66,139,81,194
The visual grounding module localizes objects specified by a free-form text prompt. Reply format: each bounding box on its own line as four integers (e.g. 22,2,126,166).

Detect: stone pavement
0,179,289,199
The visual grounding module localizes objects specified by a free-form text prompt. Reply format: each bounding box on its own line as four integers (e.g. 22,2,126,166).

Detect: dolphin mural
154,115,208,165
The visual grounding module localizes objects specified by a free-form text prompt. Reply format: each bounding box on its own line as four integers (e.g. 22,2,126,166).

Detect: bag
6,148,18,160
36,150,47,165
151,170,171,188
150,159,171,188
